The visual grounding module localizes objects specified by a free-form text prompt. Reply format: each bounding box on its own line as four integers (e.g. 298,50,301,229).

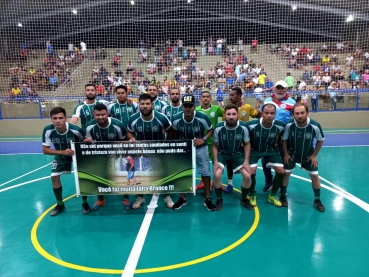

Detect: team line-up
42,80,325,216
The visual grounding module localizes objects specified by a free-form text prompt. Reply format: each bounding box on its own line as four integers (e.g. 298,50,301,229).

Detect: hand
193,138,205,147
129,137,136,142
213,162,223,175
308,155,318,168
241,162,252,175
83,137,93,143
283,154,292,166
127,98,134,105
63,148,74,156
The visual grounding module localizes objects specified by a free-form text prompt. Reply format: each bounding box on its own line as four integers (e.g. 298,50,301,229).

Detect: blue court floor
1,131,369,277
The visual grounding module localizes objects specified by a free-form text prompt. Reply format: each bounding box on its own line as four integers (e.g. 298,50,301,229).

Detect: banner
71,140,196,195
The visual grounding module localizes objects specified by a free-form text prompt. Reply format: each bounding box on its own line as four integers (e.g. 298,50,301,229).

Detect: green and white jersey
153,98,168,113
213,121,250,156
172,111,212,148
42,123,85,161
73,100,110,128
108,101,138,129
127,111,171,140
245,118,285,152
85,118,126,141
162,104,182,121
282,118,325,163
195,105,223,128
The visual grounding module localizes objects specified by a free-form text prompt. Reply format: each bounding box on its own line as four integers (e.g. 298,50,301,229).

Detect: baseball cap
274,80,288,88
182,95,196,106
254,87,263,93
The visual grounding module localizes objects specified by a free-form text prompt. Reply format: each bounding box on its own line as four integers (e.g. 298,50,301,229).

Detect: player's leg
249,152,260,207
122,194,132,210
237,159,253,210
301,161,325,212
262,157,274,192
133,194,145,209
197,147,215,211
50,174,65,216
91,194,106,211
196,143,212,191
225,160,234,193
265,151,284,207
213,157,225,211
280,160,296,207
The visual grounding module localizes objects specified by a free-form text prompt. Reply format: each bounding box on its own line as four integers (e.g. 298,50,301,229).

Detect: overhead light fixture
130,0,135,5
291,5,297,11
244,0,248,2
346,14,354,22
17,22,22,27
72,9,77,14
187,0,191,3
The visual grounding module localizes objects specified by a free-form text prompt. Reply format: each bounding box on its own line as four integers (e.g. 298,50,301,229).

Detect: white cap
275,80,288,88
254,87,263,93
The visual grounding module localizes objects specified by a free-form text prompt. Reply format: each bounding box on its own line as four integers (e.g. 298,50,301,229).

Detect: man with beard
244,103,285,208
162,87,182,121
225,87,260,193
261,80,296,192
70,84,111,209
147,84,168,112
127,94,174,209
171,95,215,211
84,104,127,210
282,103,325,212
212,104,253,210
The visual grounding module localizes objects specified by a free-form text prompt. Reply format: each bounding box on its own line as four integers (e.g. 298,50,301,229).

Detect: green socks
215,188,223,198
280,186,287,197
241,187,249,199
250,175,256,196
98,195,105,201
82,196,88,204
271,173,284,195
313,188,320,199
53,187,63,205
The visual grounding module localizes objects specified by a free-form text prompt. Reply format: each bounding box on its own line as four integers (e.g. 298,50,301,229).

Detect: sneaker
240,198,254,210
204,198,216,211
196,181,204,191
268,195,282,207
280,195,288,207
82,203,91,214
123,198,132,210
224,184,233,193
164,196,174,208
249,195,257,207
215,198,223,211
50,204,65,216
263,182,273,192
172,197,187,210
91,199,106,211
314,199,325,212
133,196,144,209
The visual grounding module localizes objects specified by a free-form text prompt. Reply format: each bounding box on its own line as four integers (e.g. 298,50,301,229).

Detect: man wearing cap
253,87,264,110
261,80,296,192
171,95,216,211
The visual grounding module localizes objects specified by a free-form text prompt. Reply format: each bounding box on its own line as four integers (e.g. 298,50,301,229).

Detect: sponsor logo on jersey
269,132,276,138
109,133,116,139
305,133,312,139
280,104,286,109
210,112,215,117
127,107,132,112
241,111,246,117
193,126,200,132
121,108,126,113
256,132,260,137
235,134,242,140
167,112,171,116
152,126,159,132
222,134,227,140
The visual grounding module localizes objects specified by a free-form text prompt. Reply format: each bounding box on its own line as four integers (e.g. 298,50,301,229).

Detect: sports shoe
268,195,282,207
196,181,204,191
224,184,233,193
172,197,187,210
240,198,254,210
204,198,216,211
314,199,325,212
82,203,91,214
280,195,288,207
263,182,273,192
215,198,223,211
249,195,257,207
123,198,132,210
133,196,144,209
164,196,174,208
50,204,65,216
91,199,106,211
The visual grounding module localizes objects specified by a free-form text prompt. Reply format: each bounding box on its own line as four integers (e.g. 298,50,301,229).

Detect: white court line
323,145,369,147
121,194,159,277
0,140,41,142
0,163,52,187
0,137,41,140
0,176,50,193
0,153,43,155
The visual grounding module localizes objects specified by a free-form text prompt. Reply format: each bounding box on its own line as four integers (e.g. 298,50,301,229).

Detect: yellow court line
31,186,259,274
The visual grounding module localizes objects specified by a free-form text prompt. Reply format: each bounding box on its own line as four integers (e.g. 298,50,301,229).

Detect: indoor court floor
1,129,369,277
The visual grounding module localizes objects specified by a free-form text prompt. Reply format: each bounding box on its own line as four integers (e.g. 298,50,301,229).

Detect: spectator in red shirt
251,38,258,53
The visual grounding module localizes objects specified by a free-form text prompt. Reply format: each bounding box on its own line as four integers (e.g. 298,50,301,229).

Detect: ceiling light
72,9,77,14
17,22,22,27
130,0,135,5
346,14,354,22
291,5,297,11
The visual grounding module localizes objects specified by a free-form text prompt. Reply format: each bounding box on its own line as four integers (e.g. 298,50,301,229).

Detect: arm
166,126,174,140
308,140,324,168
43,145,74,156
194,128,213,147
212,141,222,174
70,116,79,124
127,131,136,141
241,142,252,174
282,140,292,165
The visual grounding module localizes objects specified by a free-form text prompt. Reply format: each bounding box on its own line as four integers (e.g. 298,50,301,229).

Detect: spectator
80,41,87,56
251,37,258,53
322,55,330,64
48,74,58,90
361,70,369,86
264,77,274,91
302,70,311,84
313,52,321,63
138,82,146,94
346,54,354,67
284,72,295,89
12,85,21,97
327,82,338,110
321,72,331,88
126,61,134,75
216,38,223,55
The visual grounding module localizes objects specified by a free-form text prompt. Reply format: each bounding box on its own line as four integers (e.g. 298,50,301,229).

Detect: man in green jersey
147,84,168,112
195,91,223,191
171,95,215,211
245,103,285,208
84,104,128,210
127,93,174,209
70,84,110,128
108,85,138,128
212,104,254,210
282,103,325,212
42,107,87,216
162,87,182,121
